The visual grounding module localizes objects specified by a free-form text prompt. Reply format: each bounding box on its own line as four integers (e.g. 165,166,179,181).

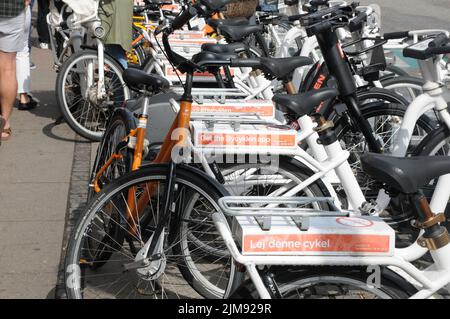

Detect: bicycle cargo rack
215,196,395,259
218,196,347,231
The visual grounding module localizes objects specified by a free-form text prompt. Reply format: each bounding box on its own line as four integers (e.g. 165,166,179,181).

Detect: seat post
411,191,450,251
284,80,297,95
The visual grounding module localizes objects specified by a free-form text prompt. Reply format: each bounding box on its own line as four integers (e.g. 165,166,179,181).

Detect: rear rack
191,115,282,129
169,98,281,125
218,196,348,231
172,87,249,102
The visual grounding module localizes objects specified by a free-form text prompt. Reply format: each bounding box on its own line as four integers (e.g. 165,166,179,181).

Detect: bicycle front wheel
56,49,130,141
65,164,231,299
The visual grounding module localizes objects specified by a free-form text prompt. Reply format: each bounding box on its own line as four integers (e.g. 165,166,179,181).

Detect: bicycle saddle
206,17,249,29
258,56,313,80
218,24,264,42
123,68,170,91
192,51,237,66
273,88,338,117
201,42,247,54
360,153,450,194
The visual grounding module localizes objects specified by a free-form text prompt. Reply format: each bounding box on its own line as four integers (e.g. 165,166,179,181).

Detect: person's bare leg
19,93,30,104
0,50,18,138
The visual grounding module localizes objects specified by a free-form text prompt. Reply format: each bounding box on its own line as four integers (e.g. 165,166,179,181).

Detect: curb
55,135,92,299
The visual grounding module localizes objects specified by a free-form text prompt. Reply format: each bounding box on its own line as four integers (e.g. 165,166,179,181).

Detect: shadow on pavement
23,90,86,143
28,90,60,121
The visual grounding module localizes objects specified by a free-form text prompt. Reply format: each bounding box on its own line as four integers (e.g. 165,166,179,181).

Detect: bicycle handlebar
348,11,367,32
429,33,450,48
310,0,329,6
383,31,410,40
288,13,308,22
427,45,450,56
172,6,198,31
229,58,261,68
133,4,157,14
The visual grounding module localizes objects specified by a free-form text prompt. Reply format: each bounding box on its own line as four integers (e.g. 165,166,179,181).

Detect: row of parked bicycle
53,0,450,299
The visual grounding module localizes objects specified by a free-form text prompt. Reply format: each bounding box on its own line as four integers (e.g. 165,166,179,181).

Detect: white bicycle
52,0,130,141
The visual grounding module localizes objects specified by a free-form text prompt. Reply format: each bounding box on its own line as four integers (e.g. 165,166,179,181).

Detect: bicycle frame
47,1,85,68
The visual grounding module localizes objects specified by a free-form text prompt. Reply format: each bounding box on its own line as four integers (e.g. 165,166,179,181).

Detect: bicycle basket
63,0,98,18
258,0,280,13
343,37,387,82
223,0,259,18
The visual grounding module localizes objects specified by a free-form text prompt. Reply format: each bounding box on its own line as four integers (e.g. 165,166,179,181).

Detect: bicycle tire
230,266,415,299
65,163,230,299
218,155,331,201
414,126,450,157
180,156,331,264
55,49,130,141
87,109,136,201
381,75,425,103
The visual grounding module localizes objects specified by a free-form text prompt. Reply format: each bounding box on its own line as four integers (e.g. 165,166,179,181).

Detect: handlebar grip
428,45,450,55
348,12,367,32
133,4,157,14
429,33,450,48
230,58,261,68
310,0,329,7
383,31,410,40
172,6,197,31
288,13,308,22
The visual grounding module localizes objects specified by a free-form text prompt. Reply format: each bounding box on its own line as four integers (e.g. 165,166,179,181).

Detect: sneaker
30,62,36,70
39,42,49,50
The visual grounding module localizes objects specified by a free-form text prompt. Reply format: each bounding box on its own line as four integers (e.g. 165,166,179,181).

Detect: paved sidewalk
0,47,75,298
359,0,450,32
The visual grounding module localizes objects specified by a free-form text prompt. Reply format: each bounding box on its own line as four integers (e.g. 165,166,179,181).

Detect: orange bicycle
65,0,242,299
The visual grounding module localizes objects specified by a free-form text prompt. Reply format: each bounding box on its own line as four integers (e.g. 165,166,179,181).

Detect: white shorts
0,10,26,53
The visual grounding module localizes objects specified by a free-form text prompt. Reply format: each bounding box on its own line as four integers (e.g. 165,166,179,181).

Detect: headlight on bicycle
89,21,106,39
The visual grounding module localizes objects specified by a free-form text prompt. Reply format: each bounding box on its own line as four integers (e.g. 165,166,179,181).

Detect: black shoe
18,96,38,111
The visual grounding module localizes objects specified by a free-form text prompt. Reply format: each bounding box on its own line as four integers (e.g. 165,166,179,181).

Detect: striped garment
0,0,25,18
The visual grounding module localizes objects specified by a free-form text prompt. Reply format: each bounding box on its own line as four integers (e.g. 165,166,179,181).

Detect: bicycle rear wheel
381,75,425,104
335,91,434,200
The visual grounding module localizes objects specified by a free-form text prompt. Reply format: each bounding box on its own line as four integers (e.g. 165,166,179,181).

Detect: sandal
1,127,12,141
